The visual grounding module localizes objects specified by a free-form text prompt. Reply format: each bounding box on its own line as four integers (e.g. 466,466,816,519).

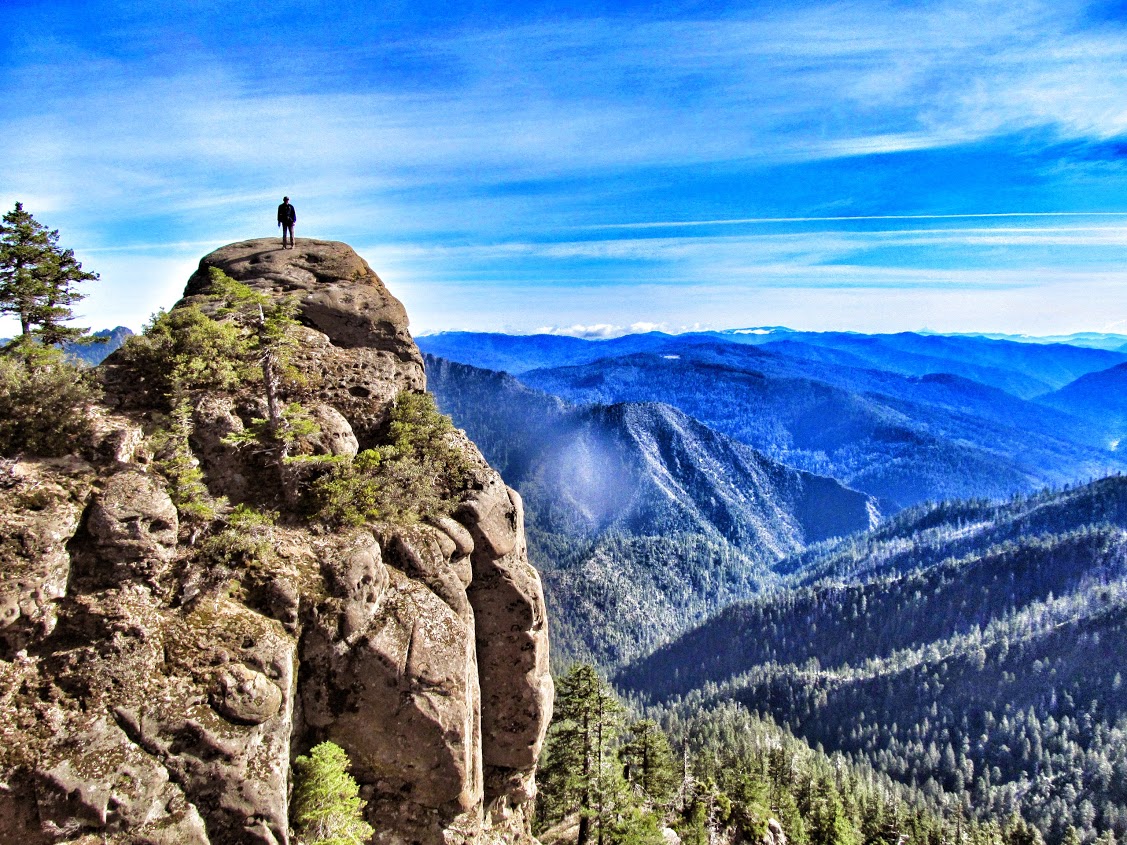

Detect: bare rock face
0,238,552,845
87,471,179,582
0,458,95,654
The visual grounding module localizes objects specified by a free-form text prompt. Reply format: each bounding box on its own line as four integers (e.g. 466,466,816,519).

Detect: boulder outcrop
0,238,552,845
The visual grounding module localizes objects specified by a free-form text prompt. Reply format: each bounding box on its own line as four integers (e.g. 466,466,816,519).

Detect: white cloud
6,0,1127,230
533,324,627,339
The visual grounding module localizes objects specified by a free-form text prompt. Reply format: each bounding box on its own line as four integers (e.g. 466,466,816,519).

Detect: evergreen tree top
0,202,97,350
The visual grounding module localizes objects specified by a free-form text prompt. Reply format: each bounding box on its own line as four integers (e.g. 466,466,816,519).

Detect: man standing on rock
277,196,296,249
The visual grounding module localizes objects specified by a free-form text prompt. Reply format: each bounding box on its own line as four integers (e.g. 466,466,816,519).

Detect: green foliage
620,719,678,807
119,305,252,406
199,504,277,571
620,477,1127,845
125,265,319,511
204,266,307,394
537,663,630,844
538,666,1044,845
0,202,97,347
224,401,319,456
0,346,98,457
183,504,277,609
151,398,226,526
611,806,668,845
664,701,1006,845
310,391,471,527
291,741,374,845
117,266,304,412
0,204,100,457
534,665,743,845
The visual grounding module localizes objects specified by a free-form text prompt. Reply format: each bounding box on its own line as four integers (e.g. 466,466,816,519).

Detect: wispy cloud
532,322,669,338
8,0,1127,220
574,212,1127,231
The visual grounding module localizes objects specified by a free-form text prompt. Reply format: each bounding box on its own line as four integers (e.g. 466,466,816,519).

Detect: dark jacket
277,202,296,224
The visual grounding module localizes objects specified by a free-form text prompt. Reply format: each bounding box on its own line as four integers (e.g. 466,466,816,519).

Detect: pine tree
620,719,678,806
291,741,374,845
801,774,860,845
537,663,627,845
0,202,97,351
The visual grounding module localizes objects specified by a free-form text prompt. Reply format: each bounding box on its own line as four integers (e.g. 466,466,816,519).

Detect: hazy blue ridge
0,326,133,365
425,353,876,666
419,329,1127,397
618,475,1127,700
1035,362,1127,441
701,329,1127,397
417,330,684,374
519,345,1124,508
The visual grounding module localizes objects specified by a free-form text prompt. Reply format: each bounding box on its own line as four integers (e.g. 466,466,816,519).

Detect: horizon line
416,326,1127,340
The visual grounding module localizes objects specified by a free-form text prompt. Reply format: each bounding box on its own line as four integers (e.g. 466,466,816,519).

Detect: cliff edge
0,238,553,845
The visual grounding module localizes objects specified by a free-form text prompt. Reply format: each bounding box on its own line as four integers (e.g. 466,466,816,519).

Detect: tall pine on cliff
0,202,97,350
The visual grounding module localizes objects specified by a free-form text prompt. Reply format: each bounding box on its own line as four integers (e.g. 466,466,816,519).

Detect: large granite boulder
0,238,552,845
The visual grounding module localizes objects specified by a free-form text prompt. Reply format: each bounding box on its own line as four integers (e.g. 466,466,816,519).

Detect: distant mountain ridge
0,326,133,365
518,342,1123,508
418,328,1127,397
425,354,876,665
418,329,1127,508
1036,362,1127,443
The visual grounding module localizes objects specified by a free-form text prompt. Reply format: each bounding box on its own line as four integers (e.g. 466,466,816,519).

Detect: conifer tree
537,663,627,845
291,741,374,845
0,202,97,350
620,719,678,806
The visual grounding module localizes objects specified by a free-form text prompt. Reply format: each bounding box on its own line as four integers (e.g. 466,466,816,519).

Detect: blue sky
4,0,1127,337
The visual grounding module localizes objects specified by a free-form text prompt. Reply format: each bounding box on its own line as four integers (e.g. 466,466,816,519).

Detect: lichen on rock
0,238,551,845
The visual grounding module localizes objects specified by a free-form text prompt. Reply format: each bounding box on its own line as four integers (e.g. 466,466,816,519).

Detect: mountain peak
188,238,419,355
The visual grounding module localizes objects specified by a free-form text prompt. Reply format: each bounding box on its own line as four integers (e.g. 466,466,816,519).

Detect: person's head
283,196,289,202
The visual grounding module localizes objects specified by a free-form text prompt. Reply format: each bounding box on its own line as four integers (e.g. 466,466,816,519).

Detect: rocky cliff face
0,238,553,845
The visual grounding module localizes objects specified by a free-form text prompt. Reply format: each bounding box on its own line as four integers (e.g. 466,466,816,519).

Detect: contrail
578,212,1127,230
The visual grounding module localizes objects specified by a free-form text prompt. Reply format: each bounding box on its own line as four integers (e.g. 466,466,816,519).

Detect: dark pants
281,223,294,247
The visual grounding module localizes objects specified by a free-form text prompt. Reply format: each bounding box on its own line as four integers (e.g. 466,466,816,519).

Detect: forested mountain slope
619,477,1127,845
520,343,1121,508
426,354,876,665
417,330,676,374
418,329,1127,399
1037,362,1127,443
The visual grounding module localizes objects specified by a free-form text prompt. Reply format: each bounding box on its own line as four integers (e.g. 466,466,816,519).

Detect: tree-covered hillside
419,330,1126,509
717,329,1127,399
418,329,1127,402
618,477,1127,845
1037,363,1127,445
539,663,1034,845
